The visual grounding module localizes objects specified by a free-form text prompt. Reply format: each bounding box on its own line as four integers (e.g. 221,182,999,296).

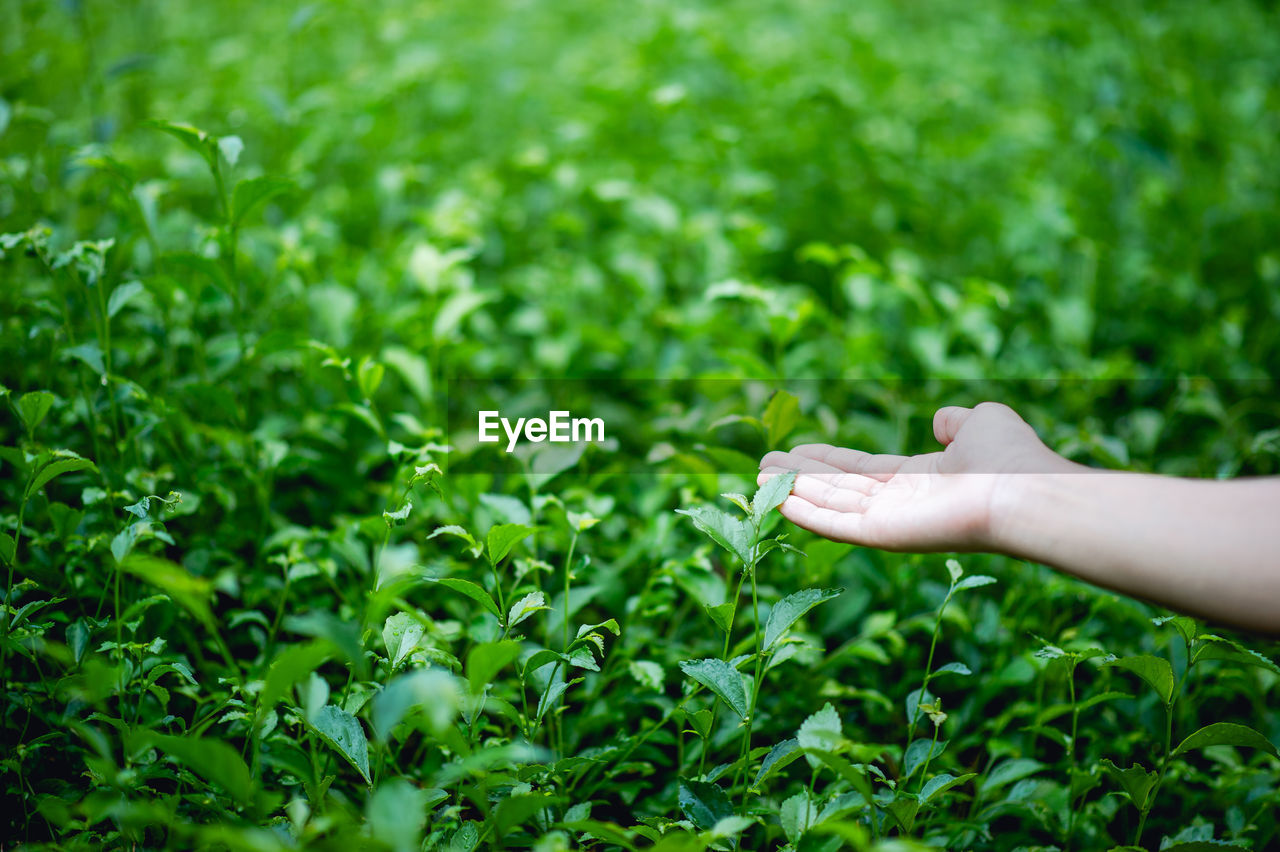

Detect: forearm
989,467,1280,634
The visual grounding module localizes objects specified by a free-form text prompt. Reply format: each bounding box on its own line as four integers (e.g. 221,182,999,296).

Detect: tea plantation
3,1,1279,849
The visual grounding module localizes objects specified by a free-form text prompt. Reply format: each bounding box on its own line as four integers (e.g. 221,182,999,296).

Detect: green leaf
1103,654,1175,704
283,611,369,679
903,737,948,781
217,134,243,167
67,619,91,664
797,702,843,769
486,523,535,567
1101,758,1158,810
704,602,734,634
372,668,459,741
1171,722,1279,759
763,389,801,448
507,591,549,629
1192,634,1280,677
952,574,997,593
679,658,748,720
382,612,426,669
231,176,294,227
675,505,752,565
0,532,14,566
931,662,971,678
752,469,796,525
885,797,919,835
121,554,214,629
106,280,145,318
780,789,819,844
366,778,431,852
27,455,96,499
146,120,215,166
429,577,501,619
981,758,1045,797
752,737,801,791
920,772,976,804
1152,615,1199,647
677,778,732,831
762,588,843,652
628,660,664,691
467,640,522,695
382,500,412,527
16,391,55,435
308,704,371,785
143,733,254,805
62,342,105,377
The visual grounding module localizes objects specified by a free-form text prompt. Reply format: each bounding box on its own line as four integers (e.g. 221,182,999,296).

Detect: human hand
757,402,1071,552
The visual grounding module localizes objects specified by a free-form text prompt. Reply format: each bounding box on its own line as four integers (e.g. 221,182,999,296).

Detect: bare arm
759,402,1280,634
990,468,1280,634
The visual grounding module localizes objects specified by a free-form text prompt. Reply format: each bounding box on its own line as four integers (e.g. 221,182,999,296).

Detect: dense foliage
3,1,1279,850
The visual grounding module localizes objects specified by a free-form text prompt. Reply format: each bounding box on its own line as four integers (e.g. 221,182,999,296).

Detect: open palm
758,403,1066,552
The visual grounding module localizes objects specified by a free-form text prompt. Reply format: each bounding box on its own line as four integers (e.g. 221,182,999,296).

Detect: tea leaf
467,640,522,695
1101,758,1158,810
231,176,294,227
429,577,501,620
679,658,748,720
507,591,549,629
797,702,843,769
677,778,732,831
675,505,752,565
486,523,535,567
763,390,801,449
1171,722,1279,759
920,772,976,804
752,737,801,791
763,587,843,652
16,391,55,435
143,733,255,806
1103,654,1176,704
308,704,372,785
366,778,431,852
752,469,796,524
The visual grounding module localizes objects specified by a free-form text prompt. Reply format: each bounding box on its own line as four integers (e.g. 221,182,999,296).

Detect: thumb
933,405,974,446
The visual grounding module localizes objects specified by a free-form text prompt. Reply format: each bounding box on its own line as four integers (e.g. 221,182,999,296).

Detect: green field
3,1,1280,849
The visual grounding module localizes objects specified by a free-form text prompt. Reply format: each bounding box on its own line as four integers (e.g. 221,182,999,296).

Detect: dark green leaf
677,778,732,831
1171,722,1279,759
679,658,748,720
1101,758,1157,810
1103,654,1175,704
763,588,843,652
143,733,254,806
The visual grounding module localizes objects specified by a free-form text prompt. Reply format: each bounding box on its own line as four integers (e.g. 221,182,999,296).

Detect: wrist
984,453,1080,556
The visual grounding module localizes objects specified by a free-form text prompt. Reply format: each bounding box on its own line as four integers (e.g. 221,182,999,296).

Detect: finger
777,494,865,544
933,406,974,446
785,443,907,480
758,467,876,503
757,451,851,475
790,472,876,512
